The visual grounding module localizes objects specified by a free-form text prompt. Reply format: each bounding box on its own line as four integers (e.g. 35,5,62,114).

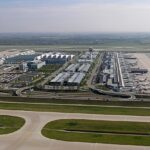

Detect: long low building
67,72,85,86
65,64,75,72
65,64,80,72
50,72,70,86
78,63,91,73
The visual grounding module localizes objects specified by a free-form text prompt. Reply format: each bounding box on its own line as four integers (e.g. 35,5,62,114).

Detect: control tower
89,47,93,61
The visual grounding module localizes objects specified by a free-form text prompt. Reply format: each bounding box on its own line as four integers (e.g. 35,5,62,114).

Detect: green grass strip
0,115,25,134
42,119,150,146
0,102,150,116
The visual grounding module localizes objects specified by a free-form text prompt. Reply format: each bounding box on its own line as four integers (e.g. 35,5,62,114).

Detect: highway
0,109,150,150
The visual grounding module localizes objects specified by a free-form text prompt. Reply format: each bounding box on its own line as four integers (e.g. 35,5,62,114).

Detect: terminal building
98,52,150,93
4,51,38,64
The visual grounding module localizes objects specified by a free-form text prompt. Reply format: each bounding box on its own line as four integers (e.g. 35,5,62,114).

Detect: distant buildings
35,52,74,64
4,50,37,64
48,50,99,90
98,52,150,93
19,62,28,72
78,51,98,63
49,72,86,87
65,64,80,72
4,50,74,66
49,62,89,87
27,60,45,71
67,73,85,86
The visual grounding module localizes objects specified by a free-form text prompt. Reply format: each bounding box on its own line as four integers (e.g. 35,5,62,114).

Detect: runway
0,109,150,150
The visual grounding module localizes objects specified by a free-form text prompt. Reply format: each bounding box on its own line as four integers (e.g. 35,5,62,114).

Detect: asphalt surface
26,91,111,100
0,109,150,150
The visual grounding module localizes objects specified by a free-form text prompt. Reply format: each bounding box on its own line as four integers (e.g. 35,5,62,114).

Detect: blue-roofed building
5,54,39,64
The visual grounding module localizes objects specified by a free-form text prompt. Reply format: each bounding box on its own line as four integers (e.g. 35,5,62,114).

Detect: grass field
42,119,150,146
1,96,150,107
0,115,25,135
38,64,62,75
0,102,150,116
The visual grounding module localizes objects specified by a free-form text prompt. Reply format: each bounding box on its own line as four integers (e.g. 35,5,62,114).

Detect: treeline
0,33,150,46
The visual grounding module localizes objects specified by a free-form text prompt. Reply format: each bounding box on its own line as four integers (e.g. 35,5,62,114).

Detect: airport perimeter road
0,110,150,150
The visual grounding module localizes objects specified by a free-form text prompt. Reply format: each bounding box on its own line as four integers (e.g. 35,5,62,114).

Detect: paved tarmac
0,109,150,150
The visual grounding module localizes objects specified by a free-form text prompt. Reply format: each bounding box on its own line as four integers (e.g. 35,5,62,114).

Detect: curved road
0,110,150,150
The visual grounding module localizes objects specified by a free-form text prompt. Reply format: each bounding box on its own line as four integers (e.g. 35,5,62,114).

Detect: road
26,91,111,100
16,86,34,96
0,109,150,150
87,53,103,88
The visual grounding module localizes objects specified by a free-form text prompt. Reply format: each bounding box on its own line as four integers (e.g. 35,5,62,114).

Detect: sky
1,0,150,33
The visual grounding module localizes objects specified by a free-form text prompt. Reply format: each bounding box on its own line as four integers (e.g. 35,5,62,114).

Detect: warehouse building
67,72,85,86
50,72,70,86
65,64,80,72
78,63,91,73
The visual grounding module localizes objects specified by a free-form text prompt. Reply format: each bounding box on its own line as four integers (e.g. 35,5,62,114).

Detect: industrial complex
45,50,98,90
0,49,75,89
1,48,150,150
0,48,99,92
97,52,150,94
1,48,150,98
